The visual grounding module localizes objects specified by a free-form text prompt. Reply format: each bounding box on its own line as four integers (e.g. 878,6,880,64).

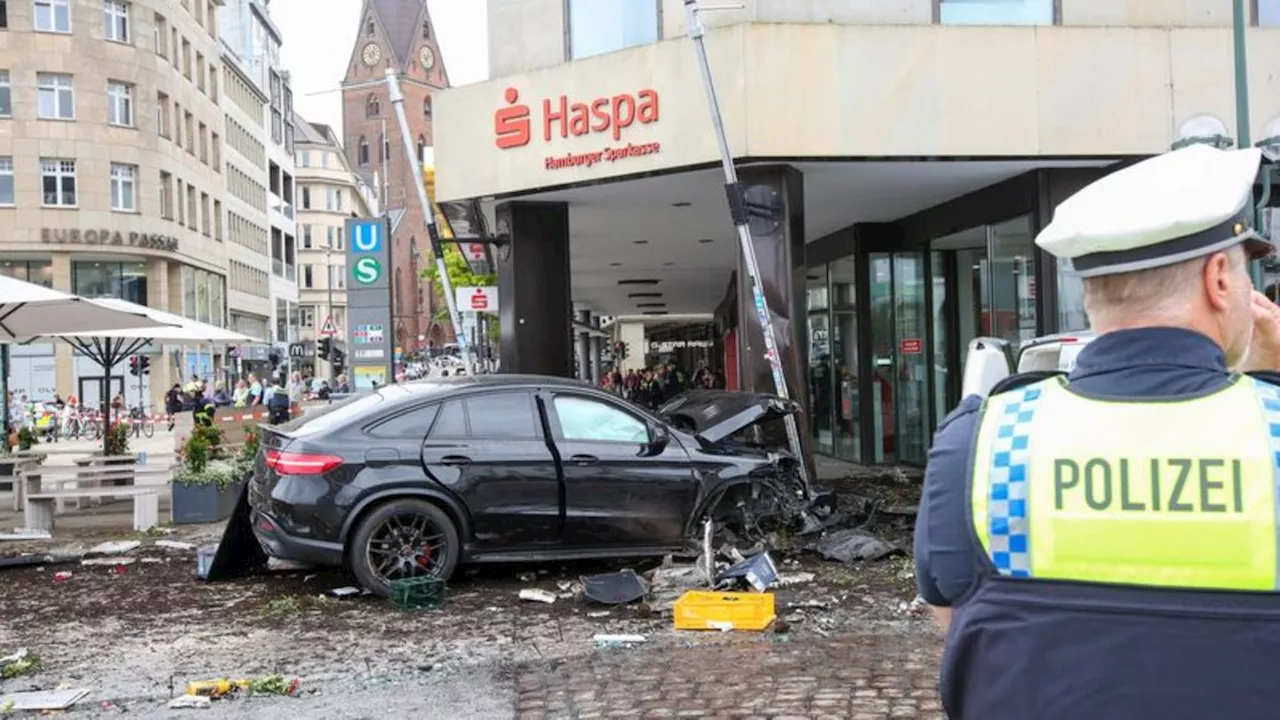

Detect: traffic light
317,337,332,361
139,356,150,375
128,356,139,377
613,342,629,360
269,351,281,369
331,349,346,375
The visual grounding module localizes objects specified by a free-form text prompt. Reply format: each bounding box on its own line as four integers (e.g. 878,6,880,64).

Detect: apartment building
0,0,228,409
433,0,1280,466
294,118,379,381
218,0,297,375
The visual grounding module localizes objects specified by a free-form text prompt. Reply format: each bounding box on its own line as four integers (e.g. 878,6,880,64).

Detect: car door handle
568,454,598,466
440,455,472,467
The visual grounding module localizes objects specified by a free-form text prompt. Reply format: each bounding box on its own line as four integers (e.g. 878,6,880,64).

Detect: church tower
342,0,451,352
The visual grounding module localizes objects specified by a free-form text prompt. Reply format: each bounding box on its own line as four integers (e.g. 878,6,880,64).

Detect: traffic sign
353,257,383,285
319,316,338,337
351,219,383,253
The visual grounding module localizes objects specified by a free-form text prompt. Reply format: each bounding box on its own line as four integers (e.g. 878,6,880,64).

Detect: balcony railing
272,199,294,219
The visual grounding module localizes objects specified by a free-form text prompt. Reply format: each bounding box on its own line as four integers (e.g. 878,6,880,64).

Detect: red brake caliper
417,542,433,569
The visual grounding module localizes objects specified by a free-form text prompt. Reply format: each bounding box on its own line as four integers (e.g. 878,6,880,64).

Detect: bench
19,464,172,513
25,487,160,532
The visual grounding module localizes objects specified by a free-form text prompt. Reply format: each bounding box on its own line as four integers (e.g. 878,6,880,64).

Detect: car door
420,390,561,551
544,391,698,549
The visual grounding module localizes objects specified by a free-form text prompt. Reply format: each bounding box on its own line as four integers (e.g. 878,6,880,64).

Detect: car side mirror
644,422,670,456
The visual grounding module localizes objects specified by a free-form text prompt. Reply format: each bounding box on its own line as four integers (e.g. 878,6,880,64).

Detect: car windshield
279,392,384,437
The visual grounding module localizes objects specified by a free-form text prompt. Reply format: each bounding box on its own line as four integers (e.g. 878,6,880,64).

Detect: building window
200,192,210,235
416,135,426,162
40,158,76,207
104,0,130,42
159,170,172,219
0,1,7,28
36,73,74,120
302,224,311,249
211,131,220,168
302,265,314,289
365,18,373,36
567,0,659,60
107,81,133,126
423,96,432,119
154,14,166,56
109,163,136,212
381,135,390,163
299,150,310,167
301,186,310,210
156,91,169,137
0,70,9,117
74,261,147,304
366,94,380,118
0,157,12,206
937,0,1054,25
357,137,369,166
34,0,71,33
1260,0,1280,25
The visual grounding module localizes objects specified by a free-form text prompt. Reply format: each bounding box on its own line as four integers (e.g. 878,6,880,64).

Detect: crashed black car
248,375,806,595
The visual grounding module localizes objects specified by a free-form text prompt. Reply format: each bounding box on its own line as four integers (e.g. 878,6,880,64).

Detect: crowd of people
600,362,724,409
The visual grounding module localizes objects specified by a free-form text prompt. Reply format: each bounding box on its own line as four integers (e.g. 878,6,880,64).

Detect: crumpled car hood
658,390,800,445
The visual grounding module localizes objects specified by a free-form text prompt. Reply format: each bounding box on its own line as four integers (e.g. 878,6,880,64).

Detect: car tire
348,498,460,598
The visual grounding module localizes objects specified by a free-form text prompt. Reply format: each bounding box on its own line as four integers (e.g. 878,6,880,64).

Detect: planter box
171,476,246,525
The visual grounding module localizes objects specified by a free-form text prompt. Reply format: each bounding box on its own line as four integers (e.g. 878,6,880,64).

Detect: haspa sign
494,87,662,171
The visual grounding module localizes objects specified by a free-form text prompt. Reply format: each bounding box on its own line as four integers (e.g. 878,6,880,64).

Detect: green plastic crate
389,576,448,611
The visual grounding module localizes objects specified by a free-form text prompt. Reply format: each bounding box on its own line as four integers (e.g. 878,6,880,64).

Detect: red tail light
265,449,343,476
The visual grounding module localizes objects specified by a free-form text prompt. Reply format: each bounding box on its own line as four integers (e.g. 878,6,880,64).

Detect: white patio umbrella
1,276,178,436
0,275,173,341
27,297,259,453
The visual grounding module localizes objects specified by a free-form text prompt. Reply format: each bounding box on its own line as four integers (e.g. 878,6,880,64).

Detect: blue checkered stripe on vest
1251,378,1280,472
987,385,1045,577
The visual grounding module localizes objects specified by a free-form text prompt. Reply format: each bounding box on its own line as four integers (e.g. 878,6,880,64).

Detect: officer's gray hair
1082,245,1247,327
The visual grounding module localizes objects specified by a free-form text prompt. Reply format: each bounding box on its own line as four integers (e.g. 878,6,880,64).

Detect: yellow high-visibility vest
970,375,1280,591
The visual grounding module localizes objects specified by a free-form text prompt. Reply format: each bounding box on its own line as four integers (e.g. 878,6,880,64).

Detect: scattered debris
516,572,537,583
0,649,41,679
581,569,647,605
673,590,777,632
0,688,90,712
587,611,611,618
518,588,557,604
330,586,362,598
82,556,138,567
155,540,196,551
593,634,646,648
646,557,707,593
266,558,312,572
86,540,141,557
168,694,212,709
260,597,301,617
0,528,52,541
194,545,218,580
774,572,816,587
813,528,898,563
390,576,448,611
0,554,75,570
773,619,792,635
53,571,72,582
718,552,778,593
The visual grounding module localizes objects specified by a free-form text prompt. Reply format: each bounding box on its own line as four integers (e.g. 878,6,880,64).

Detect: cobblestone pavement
513,631,944,719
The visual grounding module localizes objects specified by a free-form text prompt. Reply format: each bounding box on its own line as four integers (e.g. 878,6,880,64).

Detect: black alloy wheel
349,498,460,597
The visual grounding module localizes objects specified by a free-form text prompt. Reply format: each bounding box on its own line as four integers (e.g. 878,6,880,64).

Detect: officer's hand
1246,291,1280,372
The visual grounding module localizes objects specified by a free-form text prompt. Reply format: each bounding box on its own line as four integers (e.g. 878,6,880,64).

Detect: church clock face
362,42,381,67
419,46,436,70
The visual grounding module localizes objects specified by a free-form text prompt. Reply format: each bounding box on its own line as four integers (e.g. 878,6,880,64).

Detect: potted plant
170,425,256,524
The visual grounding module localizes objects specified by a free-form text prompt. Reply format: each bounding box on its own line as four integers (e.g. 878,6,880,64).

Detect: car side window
429,400,468,438
553,395,648,443
366,404,440,439
466,392,540,439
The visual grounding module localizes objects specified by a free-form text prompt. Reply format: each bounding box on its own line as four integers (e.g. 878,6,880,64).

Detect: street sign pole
683,0,810,494
385,69,472,369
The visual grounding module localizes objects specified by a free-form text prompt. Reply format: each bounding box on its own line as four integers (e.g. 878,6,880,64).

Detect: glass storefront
72,261,147,304
804,212,1050,466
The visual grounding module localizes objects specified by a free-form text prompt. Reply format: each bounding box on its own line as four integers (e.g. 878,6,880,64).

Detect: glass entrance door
867,252,928,464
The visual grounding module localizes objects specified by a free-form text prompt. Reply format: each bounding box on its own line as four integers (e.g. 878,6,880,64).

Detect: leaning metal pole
385,69,472,368
1231,0,1265,288
683,0,810,493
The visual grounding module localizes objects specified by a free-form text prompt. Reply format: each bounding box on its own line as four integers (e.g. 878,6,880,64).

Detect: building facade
218,0,297,374
433,0,1280,465
0,0,229,410
341,0,449,357
294,117,379,380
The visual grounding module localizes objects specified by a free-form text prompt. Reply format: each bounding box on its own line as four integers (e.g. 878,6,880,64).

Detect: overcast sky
272,0,489,138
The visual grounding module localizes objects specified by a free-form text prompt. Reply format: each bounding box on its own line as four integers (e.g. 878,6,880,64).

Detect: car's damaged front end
659,391,826,544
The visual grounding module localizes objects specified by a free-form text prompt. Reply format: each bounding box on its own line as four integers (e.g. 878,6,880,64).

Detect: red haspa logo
470,289,489,310
494,88,531,149
467,243,485,260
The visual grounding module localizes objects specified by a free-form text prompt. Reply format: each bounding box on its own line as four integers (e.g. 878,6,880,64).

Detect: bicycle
129,405,155,439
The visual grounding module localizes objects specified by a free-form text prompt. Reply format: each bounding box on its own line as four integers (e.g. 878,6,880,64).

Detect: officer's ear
1202,250,1239,312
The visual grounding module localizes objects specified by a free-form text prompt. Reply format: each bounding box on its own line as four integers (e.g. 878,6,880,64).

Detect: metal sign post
384,69,472,369
683,0,810,493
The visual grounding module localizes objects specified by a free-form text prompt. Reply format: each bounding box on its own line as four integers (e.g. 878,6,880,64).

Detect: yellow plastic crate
673,590,776,631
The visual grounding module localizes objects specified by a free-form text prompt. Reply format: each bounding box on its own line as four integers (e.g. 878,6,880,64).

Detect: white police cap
1035,144,1271,278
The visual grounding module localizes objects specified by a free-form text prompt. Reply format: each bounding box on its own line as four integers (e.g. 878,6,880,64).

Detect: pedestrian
914,144,1280,720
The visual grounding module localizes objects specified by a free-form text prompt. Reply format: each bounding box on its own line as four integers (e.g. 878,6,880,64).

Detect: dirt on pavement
0,509,935,718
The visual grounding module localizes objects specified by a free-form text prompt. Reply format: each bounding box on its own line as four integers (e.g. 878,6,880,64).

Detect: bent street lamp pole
1232,0,1265,287
384,68,472,369
683,0,811,493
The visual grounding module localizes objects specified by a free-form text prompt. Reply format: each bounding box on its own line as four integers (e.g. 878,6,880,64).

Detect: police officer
914,144,1280,720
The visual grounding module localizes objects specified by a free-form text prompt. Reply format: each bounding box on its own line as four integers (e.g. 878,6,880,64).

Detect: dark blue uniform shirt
914,327,1233,605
